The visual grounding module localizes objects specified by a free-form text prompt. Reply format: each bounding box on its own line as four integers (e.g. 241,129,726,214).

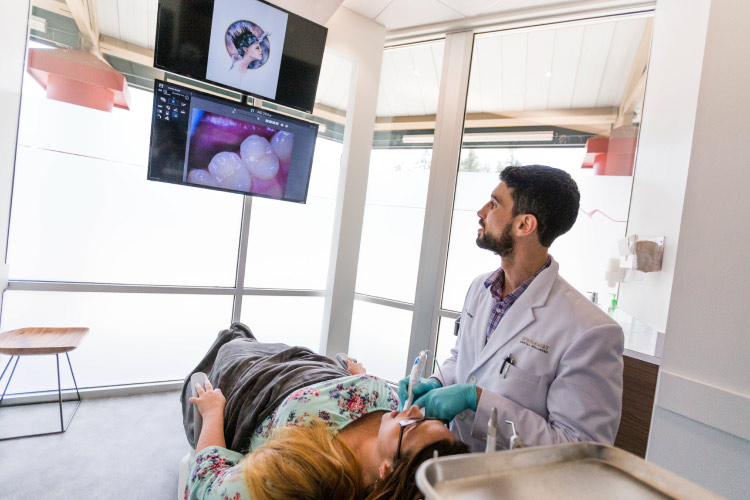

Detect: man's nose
477,202,490,218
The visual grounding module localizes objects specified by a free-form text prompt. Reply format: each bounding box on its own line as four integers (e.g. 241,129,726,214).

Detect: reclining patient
181,323,468,500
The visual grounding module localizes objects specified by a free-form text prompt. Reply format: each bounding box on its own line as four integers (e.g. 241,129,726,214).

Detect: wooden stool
0,327,89,440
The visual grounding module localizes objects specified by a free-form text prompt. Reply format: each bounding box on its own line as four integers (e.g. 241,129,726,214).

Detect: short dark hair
499,165,580,247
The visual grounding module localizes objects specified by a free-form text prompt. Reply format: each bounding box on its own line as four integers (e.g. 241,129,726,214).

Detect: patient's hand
189,380,226,419
345,358,366,375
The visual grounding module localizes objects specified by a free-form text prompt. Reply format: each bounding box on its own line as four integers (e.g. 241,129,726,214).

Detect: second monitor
147,79,319,203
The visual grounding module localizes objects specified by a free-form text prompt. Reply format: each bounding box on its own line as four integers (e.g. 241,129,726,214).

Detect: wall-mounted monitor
154,0,327,113
147,79,318,203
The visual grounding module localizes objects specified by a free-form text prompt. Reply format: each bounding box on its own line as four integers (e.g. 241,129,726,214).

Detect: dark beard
476,222,514,257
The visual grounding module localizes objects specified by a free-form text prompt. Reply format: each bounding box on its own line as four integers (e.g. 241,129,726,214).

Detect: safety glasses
395,417,448,461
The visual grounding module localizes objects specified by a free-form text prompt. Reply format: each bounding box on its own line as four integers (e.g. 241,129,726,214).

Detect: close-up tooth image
185,111,294,196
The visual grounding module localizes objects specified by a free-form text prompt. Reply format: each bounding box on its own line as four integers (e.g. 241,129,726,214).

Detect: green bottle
608,293,618,317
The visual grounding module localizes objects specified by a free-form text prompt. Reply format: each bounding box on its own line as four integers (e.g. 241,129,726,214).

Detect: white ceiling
314,15,650,118
341,0,590,31
466,16,649,114
97,0,159,50
90,0,651,57
85,0,651,119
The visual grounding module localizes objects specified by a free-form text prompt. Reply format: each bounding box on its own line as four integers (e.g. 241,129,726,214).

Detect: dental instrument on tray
485,407,498,453
405,350,429,408
506,420,524,450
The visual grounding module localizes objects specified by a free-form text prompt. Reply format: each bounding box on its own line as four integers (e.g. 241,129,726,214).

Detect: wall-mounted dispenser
618,235,665,273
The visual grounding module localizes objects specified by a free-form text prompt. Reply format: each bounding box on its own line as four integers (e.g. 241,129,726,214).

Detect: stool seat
0,327,89,356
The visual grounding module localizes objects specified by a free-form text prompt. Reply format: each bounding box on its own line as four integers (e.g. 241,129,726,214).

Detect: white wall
617,0,710,331
0,1,30,315
630,0,750,498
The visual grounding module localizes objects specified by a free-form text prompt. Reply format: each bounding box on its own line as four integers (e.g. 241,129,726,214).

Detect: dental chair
177,372,207,500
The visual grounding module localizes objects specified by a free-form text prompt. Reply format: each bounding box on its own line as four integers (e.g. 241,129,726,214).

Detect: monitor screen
147,79,319,203
155,0,327,113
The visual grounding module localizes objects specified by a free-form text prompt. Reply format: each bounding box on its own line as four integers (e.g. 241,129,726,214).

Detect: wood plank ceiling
45,0,652,132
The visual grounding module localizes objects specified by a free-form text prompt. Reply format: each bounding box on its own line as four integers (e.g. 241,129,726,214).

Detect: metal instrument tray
416,442,722,500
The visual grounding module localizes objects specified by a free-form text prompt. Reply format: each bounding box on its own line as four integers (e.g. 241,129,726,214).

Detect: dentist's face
477,182,516,257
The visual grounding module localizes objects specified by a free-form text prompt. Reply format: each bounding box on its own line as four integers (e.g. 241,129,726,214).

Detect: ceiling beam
311,102,347,124
616,17,652,128
372,107,618,135
35,0,156,69
64,0,102,57
100,34,154,67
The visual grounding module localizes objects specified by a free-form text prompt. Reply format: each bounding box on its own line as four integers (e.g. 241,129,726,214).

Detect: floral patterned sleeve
249,375,399,450
185,446,250,500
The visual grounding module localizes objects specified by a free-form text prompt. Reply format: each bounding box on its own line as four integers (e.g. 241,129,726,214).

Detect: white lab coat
435,257,623,452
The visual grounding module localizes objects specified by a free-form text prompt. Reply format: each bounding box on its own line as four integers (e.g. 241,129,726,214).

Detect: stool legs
56,354,64,432
0,355,20,407
65,353,81,401
0,355,17,386
0,353,83,440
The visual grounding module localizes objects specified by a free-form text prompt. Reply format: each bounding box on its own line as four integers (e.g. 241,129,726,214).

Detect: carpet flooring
0,390,191,500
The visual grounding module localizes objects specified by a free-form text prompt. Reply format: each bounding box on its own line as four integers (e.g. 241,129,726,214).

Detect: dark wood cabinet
614,355,659,458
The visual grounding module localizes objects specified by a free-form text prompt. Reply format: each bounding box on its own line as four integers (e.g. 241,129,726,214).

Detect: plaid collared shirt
484,256,552,343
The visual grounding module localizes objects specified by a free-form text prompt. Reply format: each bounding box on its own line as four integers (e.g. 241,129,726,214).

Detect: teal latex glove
413,384,477,421
397,376,442,411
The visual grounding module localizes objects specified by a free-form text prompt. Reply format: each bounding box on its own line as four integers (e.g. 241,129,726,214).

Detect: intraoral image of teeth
271,131,293,164
187,168,219,187
208,151,252,191
240,134,280,180
240,135,272,161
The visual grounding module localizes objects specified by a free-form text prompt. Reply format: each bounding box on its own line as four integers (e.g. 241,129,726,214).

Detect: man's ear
515,213,538,237
379,461,393,480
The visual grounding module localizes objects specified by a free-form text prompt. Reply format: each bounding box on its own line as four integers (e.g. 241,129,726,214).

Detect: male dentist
401,165,623,452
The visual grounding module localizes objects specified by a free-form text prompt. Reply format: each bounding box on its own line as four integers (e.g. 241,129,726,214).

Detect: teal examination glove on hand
397,376,442,411
413,384,477,422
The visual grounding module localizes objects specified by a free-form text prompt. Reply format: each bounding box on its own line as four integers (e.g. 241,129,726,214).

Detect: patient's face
376,405,454,462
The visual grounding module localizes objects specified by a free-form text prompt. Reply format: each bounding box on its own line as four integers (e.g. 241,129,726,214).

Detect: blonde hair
241,420,365,500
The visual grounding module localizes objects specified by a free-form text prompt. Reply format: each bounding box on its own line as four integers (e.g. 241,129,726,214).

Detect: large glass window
439,16,652,347
7,49,244,286
7,143,243,287
241,51,352,349
0,290,233,392
239,296,325,352
349,40,445,376
244,137,343,291
1,37,351,392
348,302,413,382
354,40,445,302
355,149,431,302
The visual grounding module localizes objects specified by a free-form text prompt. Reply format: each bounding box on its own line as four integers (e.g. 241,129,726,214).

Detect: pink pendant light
26,48,131,112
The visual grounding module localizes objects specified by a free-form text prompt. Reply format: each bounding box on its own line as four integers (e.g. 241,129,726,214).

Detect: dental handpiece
485,407,498,453
405,350,428,408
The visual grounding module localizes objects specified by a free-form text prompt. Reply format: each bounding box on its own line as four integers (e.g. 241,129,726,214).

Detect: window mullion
406,31,475,377
232,196,253,323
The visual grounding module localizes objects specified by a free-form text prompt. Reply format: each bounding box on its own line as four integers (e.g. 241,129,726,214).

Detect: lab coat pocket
506,364,541,384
